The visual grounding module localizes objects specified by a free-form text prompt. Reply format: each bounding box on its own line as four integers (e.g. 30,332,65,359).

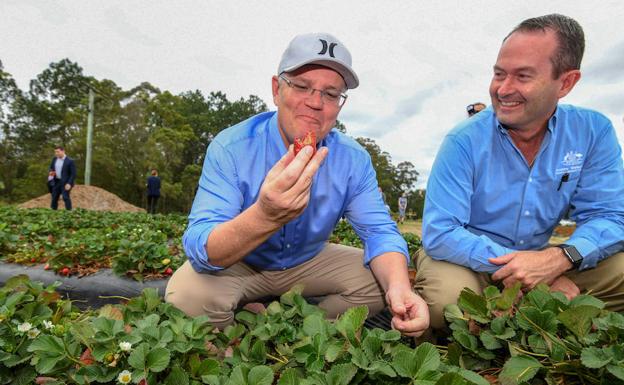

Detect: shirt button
524,210,530,216
286,244,291,248
519,240,525,245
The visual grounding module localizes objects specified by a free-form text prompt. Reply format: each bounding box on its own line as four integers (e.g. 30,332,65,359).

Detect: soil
18,185,145,212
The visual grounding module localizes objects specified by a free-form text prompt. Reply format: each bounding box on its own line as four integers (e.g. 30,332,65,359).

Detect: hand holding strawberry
254,139,328,226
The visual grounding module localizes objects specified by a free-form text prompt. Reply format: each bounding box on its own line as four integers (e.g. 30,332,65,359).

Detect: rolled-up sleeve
567,121,624,270
183,141,244,272
344,153,409,266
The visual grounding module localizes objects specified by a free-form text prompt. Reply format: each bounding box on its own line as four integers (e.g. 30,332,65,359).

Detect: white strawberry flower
43,320,54,330
27,328,40,339
17,322,32,333
119,341,132,352
117,370,132,384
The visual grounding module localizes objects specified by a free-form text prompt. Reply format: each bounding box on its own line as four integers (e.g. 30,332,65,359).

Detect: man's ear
271,76,280,106
558,70,581,99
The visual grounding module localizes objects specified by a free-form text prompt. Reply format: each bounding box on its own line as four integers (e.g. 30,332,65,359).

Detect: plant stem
267,353,288,364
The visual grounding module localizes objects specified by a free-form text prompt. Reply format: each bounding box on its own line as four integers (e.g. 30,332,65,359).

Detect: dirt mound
19,185,145,212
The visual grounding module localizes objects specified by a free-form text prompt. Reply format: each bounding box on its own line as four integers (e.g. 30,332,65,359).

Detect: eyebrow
493,65,537,73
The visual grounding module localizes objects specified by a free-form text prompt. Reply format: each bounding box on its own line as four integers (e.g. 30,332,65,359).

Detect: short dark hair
54,146,65,151
505,14,585,78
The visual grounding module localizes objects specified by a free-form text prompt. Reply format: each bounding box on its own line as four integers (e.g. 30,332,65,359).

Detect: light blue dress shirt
423,104,624,272
184,111,408,273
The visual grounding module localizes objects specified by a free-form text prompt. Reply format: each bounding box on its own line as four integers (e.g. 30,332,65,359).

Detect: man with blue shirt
166,32,429,336
417,14,624,331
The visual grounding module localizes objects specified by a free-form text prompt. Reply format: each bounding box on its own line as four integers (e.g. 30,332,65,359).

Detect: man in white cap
167,32,429,336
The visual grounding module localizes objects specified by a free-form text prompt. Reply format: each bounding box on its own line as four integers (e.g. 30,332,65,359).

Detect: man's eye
324,91,340,100
293,83,309,91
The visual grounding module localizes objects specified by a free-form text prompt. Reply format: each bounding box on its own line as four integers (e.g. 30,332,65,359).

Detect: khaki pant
165,243,385,329
414,250,624,330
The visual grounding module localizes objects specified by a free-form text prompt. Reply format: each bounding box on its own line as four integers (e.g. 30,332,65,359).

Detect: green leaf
146,347,170,372
198,359,221,376
324,341,344,362
480,330,502,350
325,363,358,385
516,308,557,334
457,288,489,323
228,365,248,385
393,350,419,378
250,339,267,364
499,355,542,385
415,342,440,374
248,365,274,385
335,306,368,345
128,343,150,370
277,368,302,385
607,364,624,381
303,313,328,337
557,305,601,338
444,304,465,323
496,282,521,310
26,335,65,356
570,295,605,309
435,372,468,385
369,360,396,377
165,366,190,385
581,347,612,368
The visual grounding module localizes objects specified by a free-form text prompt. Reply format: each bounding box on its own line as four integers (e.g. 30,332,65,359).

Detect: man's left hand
490,248,572,289
385,288,430,337
64,184,71,191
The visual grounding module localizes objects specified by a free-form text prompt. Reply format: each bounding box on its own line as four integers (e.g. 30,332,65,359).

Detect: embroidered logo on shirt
562,151,583,166
556,150,584,175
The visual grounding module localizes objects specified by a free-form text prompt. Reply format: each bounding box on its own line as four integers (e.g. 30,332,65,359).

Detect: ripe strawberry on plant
60,267,70,276
164,267,173,275
294,130,316,156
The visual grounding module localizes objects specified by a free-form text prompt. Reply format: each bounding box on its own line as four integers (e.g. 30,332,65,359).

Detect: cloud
103,7,160,47
354,82,452,137
583,40,624,84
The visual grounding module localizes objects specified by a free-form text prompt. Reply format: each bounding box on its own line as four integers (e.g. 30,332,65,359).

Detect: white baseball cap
278,32,359,89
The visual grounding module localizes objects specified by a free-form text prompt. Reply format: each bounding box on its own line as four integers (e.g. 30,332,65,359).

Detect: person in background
49,146,76,210
146,168,161,214
398,193,408,224
466,102,486,117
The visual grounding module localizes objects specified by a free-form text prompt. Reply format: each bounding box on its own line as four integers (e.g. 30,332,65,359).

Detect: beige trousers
414,250,624,330
165,243,386,329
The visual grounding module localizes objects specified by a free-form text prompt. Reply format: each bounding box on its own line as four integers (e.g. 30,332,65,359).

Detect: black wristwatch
556,244,583,270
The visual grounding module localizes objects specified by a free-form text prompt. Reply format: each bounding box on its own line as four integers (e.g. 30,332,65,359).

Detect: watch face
563,245,583,266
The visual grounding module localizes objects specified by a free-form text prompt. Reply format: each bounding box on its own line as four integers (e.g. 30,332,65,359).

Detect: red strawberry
44,263,50,270
294,130,316,156
79,348,94,365
61,267,70,276
164,267,173,275
31,258,37,263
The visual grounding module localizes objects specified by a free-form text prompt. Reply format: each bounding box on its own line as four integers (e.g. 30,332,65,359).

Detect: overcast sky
2,0,623,188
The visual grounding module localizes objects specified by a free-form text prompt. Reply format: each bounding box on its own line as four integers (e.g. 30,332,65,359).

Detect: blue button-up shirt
184,111,408,272
423,104,624,272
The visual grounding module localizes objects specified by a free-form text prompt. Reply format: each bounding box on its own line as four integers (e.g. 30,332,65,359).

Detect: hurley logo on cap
318,39,337,57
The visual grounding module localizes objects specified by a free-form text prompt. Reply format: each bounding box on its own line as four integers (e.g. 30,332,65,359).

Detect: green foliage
445,283,624,384
0,276,486,385
329,220,422,258
1,207,421,280
0,206,186,280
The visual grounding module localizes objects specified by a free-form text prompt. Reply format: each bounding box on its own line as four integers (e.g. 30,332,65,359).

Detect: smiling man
417,14,624,331
167,33,429,336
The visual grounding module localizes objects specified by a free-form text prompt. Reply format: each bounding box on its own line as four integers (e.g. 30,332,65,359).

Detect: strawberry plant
444,283,624,384
1,275,486,385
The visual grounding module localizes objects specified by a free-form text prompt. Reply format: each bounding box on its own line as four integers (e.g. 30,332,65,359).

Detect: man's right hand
549,275,580,300
256,144,328,225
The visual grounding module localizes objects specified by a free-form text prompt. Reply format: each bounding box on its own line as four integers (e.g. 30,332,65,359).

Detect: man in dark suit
49,146,77,210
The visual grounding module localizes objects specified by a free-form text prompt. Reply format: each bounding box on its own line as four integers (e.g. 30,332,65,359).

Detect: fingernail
304,146,312,155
